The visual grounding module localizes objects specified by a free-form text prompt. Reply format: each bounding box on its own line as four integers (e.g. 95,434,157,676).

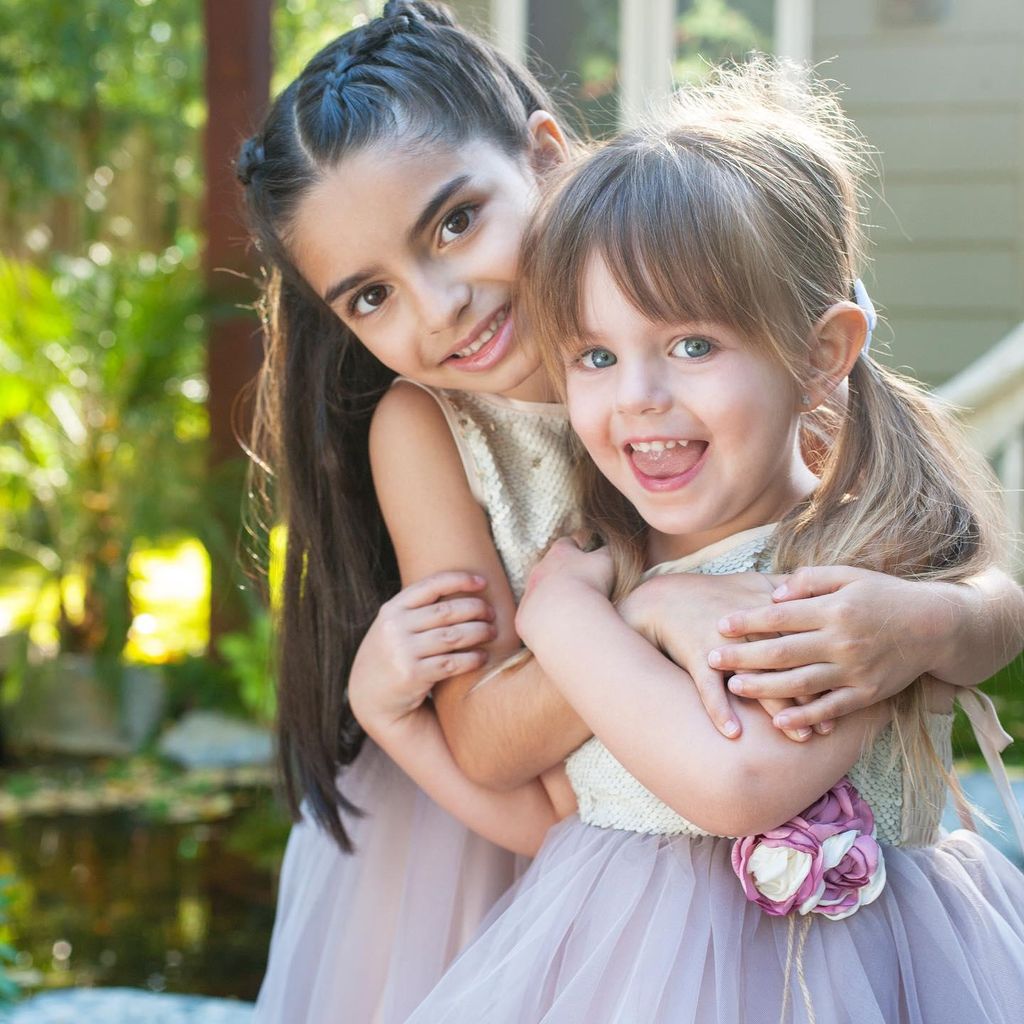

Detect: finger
792,693,831,736
771,565,866,602
770,689,860,732
415,620,497,658
417,649,490,684
727,665,839,700
691,669,742,739
756,696,812,742
409,597,495,632
399,571,488,609
712,634,830,673
716,597,829,638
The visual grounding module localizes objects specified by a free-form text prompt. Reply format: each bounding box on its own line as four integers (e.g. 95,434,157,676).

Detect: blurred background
0,0,1021,1014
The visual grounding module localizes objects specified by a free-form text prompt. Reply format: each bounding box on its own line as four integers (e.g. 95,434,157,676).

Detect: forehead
289,137,530,282
580,254,652,334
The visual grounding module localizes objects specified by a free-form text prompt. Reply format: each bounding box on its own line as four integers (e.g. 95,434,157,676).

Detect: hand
349,570,496,729
516,536,615,647
710,565,935,732
619,571,813,742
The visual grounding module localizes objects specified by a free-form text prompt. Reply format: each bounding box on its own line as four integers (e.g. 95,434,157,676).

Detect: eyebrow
408,173,472,244
322,173,473,309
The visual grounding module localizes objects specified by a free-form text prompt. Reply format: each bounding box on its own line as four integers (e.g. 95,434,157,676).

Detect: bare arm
350,681,557,856
369,382,591,789
516,542,889,837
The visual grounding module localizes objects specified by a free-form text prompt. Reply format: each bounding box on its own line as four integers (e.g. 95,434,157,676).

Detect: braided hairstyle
237,1,570,851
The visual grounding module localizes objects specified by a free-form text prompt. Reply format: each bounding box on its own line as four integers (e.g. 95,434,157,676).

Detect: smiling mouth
627,439,707,481
449,306,509,360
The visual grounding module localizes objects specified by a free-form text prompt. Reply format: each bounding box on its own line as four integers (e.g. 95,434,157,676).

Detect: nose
615,357,672,416
411,267,471,335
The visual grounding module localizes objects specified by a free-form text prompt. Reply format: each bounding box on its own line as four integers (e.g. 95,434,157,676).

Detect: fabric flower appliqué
731,777,885,921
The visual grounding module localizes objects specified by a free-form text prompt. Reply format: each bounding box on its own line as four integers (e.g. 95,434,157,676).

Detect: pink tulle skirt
253,742,521,1023
405,817,1024,1023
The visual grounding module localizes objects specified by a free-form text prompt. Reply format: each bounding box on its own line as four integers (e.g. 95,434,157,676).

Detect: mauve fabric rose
801,777,874,844
812,831,885,920
731,818,824,916
734,778,886,921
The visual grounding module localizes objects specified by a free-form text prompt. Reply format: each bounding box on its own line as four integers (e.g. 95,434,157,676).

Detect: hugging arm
357,381,587,827
707,565,1024,731
516,542,889,838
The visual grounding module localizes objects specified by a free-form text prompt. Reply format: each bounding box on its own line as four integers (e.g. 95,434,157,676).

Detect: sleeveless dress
405,524,1024,1024
254,382,576,1024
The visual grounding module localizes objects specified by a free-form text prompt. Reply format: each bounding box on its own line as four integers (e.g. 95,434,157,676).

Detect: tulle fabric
253,742,520,1024
405,817,1024,1023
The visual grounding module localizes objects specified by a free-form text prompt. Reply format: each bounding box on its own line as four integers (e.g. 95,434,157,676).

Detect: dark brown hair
237,1,572,851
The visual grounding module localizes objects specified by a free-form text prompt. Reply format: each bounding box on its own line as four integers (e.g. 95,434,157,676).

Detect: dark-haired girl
238,6,1024,1020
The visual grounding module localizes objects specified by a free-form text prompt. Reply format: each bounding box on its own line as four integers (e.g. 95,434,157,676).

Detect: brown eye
353,284,389,316
440,206,473,243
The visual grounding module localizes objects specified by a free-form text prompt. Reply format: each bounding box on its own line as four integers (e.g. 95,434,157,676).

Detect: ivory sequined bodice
564,524,954,848
397,381,578,600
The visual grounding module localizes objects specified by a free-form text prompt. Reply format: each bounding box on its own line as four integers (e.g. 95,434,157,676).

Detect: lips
627,440,709,489
444,304,514,373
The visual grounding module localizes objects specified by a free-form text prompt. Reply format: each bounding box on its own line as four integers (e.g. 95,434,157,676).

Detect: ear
526,110,569,175
804,301,867,410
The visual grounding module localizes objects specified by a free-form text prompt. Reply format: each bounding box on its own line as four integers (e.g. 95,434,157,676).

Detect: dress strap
957,690,1024,856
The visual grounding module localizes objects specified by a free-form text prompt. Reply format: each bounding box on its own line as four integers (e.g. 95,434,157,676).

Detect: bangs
523,137,811,371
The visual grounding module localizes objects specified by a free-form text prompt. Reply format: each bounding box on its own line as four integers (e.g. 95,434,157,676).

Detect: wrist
617,575,663,635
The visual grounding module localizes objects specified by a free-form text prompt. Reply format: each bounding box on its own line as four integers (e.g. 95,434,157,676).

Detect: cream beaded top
394,380,578,601
564,524,954,848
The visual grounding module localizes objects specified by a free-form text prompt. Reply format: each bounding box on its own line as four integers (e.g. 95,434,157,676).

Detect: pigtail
775,354,1004,582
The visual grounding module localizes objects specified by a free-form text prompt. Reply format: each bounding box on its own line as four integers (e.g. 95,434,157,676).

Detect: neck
499,363,558,402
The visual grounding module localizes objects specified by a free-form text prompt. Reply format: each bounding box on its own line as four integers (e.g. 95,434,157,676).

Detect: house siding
813,0,1024,383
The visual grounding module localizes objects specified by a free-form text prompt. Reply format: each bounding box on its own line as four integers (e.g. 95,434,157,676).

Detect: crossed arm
350,383,1024,850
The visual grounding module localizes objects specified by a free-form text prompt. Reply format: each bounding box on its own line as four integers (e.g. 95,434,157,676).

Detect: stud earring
799,393,811,407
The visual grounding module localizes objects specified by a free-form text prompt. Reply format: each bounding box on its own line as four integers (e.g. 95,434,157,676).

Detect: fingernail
708,649,723,667
473,575,487,585
772,584,788,599
717,617,732,633
723,720,740,738
796,728,812,740
774,713,790,728
820,721,834,735
728,678,744,695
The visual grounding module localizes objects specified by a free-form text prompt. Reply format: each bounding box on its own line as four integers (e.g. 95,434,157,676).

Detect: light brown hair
517,60,1007,798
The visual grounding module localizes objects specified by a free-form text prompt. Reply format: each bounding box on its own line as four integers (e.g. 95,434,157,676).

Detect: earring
799,393,811,407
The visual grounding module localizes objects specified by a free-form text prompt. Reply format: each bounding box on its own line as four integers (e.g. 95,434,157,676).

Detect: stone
158,710,272,769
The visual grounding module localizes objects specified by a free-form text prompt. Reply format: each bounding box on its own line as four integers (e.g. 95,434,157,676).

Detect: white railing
937,321,1024,575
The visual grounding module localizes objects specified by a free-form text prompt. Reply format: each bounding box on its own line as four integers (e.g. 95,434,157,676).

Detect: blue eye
671,336,713,359
580,348,617,369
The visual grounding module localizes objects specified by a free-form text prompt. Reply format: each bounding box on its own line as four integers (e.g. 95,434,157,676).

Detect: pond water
2,790,286,1001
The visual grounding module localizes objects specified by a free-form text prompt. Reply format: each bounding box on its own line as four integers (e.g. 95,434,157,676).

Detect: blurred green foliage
0,252,205,668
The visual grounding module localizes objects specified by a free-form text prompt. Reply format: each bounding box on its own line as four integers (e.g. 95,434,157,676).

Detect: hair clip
853,279,876,356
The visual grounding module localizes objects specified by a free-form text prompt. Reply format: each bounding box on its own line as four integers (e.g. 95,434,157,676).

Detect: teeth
454,308,507,358
630,439,689,453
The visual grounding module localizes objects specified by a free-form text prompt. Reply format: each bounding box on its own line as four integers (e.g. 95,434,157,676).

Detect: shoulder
370,382,490,565
371,379,450,444
370,381,463,480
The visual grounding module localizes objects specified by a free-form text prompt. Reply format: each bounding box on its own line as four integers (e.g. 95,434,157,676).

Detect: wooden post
618,0,676,128
203,0,272,644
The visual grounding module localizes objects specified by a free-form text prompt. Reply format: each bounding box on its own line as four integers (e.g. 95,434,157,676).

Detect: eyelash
346,202,481,319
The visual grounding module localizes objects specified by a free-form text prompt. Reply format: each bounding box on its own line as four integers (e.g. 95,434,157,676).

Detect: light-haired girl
363,62,1023,1023
238,4,1024,1020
